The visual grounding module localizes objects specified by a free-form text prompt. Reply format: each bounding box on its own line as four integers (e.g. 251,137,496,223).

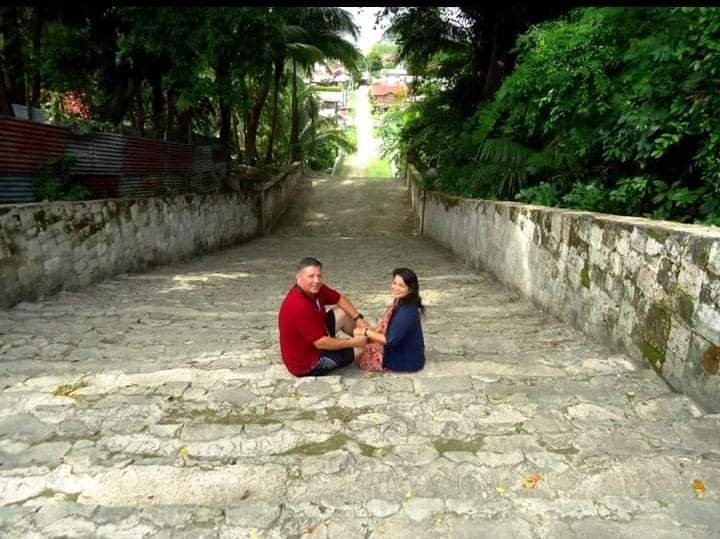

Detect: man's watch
353,313,364,321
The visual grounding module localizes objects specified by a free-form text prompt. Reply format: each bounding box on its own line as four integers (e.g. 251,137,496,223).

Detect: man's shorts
305,310,354,376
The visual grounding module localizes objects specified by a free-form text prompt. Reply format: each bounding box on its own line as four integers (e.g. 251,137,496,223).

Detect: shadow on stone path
0,174,719,537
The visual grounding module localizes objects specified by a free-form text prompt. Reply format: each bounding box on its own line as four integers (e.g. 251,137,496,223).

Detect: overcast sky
341,7,389,54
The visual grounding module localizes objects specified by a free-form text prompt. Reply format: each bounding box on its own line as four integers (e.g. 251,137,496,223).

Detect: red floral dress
356,303,395,371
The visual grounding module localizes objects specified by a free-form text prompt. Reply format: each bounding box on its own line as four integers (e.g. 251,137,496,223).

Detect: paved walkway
1,175,719,538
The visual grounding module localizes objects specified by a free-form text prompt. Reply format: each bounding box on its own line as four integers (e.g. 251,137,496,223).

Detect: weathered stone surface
0,174,719,538
410,164,720,411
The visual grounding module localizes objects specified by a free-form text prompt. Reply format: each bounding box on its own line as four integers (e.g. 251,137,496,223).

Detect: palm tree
281,8,361,163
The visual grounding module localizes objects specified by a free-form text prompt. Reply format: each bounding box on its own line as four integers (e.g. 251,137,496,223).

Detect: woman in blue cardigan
355,267,425,372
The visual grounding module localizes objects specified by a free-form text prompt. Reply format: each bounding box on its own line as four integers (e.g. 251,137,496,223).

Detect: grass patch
365,157,392,178
280,432,350,456
432,435,485,455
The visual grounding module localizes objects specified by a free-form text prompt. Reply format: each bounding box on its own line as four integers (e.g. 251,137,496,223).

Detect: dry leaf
692,479,706,496
240,489,250,500
523,472,542,489
495,486,506,497
404,489,413,500
178,447,189,459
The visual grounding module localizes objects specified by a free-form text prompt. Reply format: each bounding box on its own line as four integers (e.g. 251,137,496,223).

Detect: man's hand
350,335,368,347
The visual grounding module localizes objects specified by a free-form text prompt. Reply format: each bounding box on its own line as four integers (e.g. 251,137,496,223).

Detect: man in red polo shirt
278,257,370,376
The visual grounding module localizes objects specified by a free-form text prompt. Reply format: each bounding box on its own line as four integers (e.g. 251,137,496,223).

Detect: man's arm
314,335,367,350
336,293,369,329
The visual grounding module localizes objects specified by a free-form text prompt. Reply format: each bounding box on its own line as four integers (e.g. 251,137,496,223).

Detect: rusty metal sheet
0,117,71,174
0,174,35,203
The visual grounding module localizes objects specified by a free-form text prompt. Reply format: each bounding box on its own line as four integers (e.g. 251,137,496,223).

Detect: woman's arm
354,325,387,345
384,306,418,348
354,305,418,345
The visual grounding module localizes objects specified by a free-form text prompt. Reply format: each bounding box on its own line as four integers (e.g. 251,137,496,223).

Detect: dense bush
392,7,720,225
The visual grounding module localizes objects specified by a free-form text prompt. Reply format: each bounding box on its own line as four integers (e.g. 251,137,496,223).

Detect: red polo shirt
278,283,341,376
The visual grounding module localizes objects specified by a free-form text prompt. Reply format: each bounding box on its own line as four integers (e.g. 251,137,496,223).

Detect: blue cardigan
383,303,425,372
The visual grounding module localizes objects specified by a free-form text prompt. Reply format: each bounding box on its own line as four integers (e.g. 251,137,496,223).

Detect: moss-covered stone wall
0,165,302,308
407,164,720,411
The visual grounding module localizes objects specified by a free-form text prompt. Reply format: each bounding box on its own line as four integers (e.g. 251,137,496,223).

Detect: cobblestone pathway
1,175,719,538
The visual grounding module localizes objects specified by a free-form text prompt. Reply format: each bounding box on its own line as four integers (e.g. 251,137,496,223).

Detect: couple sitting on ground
278,257,425,376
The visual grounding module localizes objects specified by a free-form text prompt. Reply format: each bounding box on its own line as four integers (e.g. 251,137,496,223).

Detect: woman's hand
355,318,370,330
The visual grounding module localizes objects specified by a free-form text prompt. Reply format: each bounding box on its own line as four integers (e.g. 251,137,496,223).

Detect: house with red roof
370,83,407,112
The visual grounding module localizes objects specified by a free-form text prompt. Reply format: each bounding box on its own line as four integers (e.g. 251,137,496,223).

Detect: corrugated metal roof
67,133,125,176
0,117,71,174
0,174,35,203
1,116,225,203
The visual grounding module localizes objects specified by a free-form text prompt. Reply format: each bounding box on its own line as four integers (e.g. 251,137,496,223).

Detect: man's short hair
296,257,322,272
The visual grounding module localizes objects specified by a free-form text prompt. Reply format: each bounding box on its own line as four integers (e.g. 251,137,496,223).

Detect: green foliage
365,41,398,74
386,6,720,225
34,154,90,202
560,181,607,212
516,183,559,207
303,116,356,171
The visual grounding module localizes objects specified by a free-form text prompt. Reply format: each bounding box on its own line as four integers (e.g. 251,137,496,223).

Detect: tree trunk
0,74,12,116
0,7,27,107
244,75,272,164
149,72,164,140
30,7,42,110
134,79,145,136
216,53,232,155
165,88,176,142
482,11,503,100
109,73,136,124
264,56,284,163
177,108,192,144
288,60,300,163
232,110,243,160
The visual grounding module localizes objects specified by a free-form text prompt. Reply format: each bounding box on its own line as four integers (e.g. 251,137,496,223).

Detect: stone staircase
0,175,718,537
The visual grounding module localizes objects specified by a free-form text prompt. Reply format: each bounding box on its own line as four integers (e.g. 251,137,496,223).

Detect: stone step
1,495,717,539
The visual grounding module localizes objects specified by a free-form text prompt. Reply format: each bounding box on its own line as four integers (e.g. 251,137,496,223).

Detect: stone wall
0,164,302,308
407,164,720,411
258,163,303,233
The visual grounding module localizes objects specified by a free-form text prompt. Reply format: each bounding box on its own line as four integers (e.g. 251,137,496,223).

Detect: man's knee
332,307,353,335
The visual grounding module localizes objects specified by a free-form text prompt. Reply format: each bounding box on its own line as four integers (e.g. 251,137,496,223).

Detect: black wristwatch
353,313,364,321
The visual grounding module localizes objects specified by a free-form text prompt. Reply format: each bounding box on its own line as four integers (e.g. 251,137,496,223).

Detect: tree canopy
379,6,720,225
0,7,360,168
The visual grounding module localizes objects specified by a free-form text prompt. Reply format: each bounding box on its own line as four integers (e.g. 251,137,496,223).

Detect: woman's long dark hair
392,267,425,315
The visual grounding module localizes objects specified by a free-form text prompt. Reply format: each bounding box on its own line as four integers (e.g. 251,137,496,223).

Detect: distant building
379,66,414,85
310,62,351,87
370,83,407,112
316,91,344,118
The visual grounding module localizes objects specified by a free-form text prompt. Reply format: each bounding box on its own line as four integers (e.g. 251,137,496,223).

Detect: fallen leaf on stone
522,472,542,489
376,522,385,535
53,380,88,398
495,487,506,496
404,489,413,500
240,489,250,500
178,447,189,459
692,479,706,496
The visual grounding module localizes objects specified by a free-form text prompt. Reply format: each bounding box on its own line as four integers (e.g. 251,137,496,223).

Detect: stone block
694,303,720,343
678,261,705,298
707,241,720,276
626,227,643,252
